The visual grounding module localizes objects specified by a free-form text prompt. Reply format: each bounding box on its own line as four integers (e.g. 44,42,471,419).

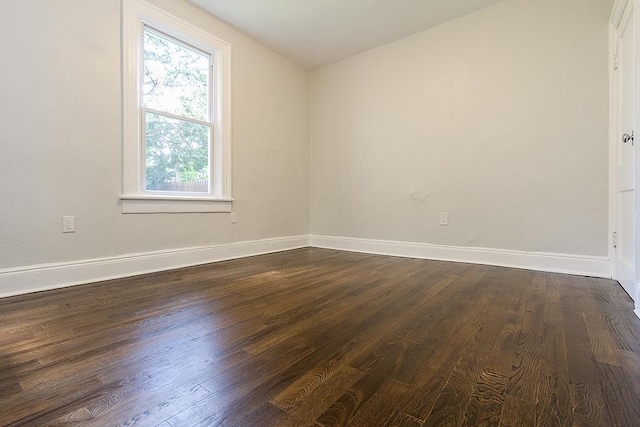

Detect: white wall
0,0,615,281
0,0,310,269
311,0,612,257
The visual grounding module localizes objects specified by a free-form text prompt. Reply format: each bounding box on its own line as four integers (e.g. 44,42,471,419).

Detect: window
122,0,232,213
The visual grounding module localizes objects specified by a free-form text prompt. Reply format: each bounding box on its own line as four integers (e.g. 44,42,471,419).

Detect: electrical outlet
62,216,75,233
439,212,449,226
230,211,237,224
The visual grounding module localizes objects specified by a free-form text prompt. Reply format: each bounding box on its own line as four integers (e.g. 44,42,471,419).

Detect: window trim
121,0,232,213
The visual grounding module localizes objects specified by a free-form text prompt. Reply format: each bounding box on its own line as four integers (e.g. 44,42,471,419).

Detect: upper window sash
142,26,213,124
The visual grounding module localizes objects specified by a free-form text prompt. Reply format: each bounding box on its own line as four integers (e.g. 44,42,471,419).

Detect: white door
613,1,636,300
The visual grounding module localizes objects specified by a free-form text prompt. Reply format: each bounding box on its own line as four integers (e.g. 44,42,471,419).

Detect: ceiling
190,0,505,69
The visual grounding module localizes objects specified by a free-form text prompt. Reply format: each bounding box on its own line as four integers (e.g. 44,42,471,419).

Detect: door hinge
613,232,617,248
613,53,619,70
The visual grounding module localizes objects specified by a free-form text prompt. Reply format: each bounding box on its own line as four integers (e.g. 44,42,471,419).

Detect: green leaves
145,112,209,192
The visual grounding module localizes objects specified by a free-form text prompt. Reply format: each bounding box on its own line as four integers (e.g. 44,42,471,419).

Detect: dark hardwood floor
1,248,639,426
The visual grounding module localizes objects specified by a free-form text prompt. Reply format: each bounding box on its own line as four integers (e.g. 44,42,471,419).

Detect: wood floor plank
230,402,285,427
43,407,95,426
580,291,624,367
619,350,640,396
567,381,611,427
422,347,484,427
102,384,212,427
463,368,509,426
272,365,362,427
396,368,448,422
535,375,574,427
540,276,571,382
316,337,411,426
507,331,543,403
346,379,411,427
498,395,535,427
167,344,315,427
560,291,599,385
595,361,640,426
271,362,355,412
383,410,424,427
2,374,105,426
1,248,639,427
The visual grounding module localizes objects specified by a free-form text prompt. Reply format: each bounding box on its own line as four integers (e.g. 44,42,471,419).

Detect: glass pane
143,29,210,121
145,112,210,193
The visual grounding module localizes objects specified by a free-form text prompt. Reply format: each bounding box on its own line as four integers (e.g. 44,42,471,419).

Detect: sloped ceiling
190,0,505,69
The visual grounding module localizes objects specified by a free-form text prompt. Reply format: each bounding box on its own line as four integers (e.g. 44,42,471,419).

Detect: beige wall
0,0,310,268
0,0,614,272
311,0,612,256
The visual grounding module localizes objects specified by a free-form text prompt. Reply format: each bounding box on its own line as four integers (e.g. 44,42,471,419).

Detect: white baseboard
0,233,612,300
0,235,309,299
310,235,610,279
634,308,640,320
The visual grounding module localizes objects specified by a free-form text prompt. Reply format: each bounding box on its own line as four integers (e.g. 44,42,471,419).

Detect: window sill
121,195,233,213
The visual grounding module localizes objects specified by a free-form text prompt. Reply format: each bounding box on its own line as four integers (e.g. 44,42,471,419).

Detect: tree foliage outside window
143,29,211,192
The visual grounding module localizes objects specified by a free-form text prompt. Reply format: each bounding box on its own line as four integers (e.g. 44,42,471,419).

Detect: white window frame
121,0,232,213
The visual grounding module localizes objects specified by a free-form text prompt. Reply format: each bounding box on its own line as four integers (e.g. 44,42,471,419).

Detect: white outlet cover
62,216,76,233
439,213,449,226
